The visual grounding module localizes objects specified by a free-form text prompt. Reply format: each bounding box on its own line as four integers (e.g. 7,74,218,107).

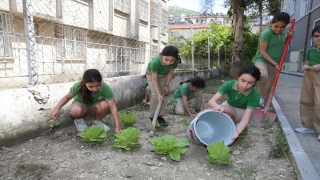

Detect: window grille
139,1,149,22
0,12,13,59
114,0,129,13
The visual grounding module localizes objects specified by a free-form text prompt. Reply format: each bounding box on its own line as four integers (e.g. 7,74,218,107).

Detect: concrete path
273,70,320,179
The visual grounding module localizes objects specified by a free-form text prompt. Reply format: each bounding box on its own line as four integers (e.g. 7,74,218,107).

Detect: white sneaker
295,127,314,134
318,134,320,141
74,118,88,132
92,120,110,132
259,98,265,107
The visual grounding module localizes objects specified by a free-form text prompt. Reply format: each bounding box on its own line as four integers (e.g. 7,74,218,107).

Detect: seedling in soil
120,112,138,127
263,118,272,129
225,162,262,180
47,117,60,134
78,126,107,147
149,135,189,162
206,141,231,165
266,126,289,158
113,127,141,154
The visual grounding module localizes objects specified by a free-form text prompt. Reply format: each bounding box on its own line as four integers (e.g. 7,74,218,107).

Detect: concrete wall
0,69,221,147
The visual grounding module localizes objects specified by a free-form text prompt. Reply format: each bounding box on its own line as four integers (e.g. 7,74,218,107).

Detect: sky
168,0,228,14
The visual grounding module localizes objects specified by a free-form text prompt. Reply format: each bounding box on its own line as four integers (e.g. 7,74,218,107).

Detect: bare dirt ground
0,76,297,180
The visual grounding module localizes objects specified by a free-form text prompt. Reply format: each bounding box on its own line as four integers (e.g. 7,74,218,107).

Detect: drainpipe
303,0,314,62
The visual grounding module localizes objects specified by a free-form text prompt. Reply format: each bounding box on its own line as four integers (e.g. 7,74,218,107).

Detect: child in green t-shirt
50,69,121,133
146,45,181,126
173,77,206,118
253,12,294,107
208,65,261,145
295,25,320,141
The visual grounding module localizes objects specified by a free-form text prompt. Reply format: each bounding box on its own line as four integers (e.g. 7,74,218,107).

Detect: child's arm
182,95,195,117
260,42,280,70
50,92,74,118
108,99,121,134
208,93,223,111
302,59,310,70
164,69,174,93
142,90,148,104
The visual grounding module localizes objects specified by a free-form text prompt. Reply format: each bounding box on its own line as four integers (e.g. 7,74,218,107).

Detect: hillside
169,5,200,19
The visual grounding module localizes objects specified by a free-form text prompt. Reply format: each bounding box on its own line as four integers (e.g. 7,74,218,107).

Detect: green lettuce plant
207,141,231,165
113,127,141,154
120,112,138,127
78,126,107,144
149,135,190,161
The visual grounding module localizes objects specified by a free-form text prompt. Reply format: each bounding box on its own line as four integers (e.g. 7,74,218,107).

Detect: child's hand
302,64,311,71
228,131,239,146
288,30,295,38
275,64,282,72
163,86,169,93
50,109,60,119
211,106,224,114
189,113,197,118
115,127,121,134
157,94,164,101
310,64,320,72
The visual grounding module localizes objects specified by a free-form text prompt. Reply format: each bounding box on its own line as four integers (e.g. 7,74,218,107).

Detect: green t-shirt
218,80,260,110
147,56,179,75
173,82,196,100
253,28,287,65
143,82,149,89
70,82,115,106
306,47,320,66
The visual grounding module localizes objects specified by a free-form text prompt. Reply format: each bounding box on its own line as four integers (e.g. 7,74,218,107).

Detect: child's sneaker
74,118,88,132
92,120,110,132
157,116,168,126
294,127,314,134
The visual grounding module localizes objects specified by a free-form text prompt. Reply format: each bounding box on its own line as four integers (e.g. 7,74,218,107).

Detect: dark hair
180,76,206,88
271,12,290,24
160,45,181,63
238,65,261,81
78,69,102,103
311,25,320,36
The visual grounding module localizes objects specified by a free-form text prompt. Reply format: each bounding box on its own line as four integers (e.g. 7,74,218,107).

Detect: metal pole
191,24,194,71
23,0,38,85
217,44,220,68
208,36,210,69
157,0,162,53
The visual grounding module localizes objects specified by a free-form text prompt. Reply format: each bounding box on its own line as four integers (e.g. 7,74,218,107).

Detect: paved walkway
274,70,320,179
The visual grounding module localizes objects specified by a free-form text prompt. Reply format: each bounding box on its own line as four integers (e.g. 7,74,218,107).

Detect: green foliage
149,135,190,162
168,5,199,18
266,127,289,158
78,126,107,144
47,117,60,134
225,162,262,180
120,112,138,127
207,141,232,165
113,127,141,154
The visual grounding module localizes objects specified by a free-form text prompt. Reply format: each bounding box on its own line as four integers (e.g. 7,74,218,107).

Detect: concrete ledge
272,97,320,180
0,69,221,147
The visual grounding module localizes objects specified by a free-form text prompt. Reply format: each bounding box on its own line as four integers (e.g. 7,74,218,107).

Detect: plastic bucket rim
192,109,236,146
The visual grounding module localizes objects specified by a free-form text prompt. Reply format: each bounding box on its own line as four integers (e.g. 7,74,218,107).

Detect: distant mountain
169,5,200,19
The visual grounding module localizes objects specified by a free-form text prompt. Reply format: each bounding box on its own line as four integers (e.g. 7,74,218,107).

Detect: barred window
300,0,308,17
161,9,168,34
139,1,149,22
290,0,296,15
56,25,86,61
114,0,129,13
0,12,13,59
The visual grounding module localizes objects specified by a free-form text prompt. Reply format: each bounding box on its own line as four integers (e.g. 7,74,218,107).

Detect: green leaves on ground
149,135,189,161
113,127,141,154
207,141,231,165
78,125,107,143
120,112,138,126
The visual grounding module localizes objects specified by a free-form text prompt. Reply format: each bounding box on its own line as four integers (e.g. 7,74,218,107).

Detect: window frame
0,12,14,60
139,1,149,22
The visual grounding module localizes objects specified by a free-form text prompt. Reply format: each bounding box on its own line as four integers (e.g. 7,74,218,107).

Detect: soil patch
0,76,297,179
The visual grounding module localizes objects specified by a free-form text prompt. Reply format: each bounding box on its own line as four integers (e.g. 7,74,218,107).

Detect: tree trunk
259,0,263,33
229,1,245,79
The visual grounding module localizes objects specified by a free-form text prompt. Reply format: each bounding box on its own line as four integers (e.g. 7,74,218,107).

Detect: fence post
157,0,162,53
208,36,210,69
23,0,38,85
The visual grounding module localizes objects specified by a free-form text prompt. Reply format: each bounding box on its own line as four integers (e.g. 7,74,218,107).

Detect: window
0,12,13,59
150,2,158,26
300,0,309,17
139,1,149,22
114,0,129,13
161,9,168,34
290,0,296,15
56,25,86,61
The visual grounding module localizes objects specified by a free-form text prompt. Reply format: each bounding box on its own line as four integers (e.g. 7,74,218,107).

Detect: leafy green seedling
207,141,231,165
78,126,107,145
47,117,60,134
149,135,190,162
113,127,141,154
120,112,138,127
